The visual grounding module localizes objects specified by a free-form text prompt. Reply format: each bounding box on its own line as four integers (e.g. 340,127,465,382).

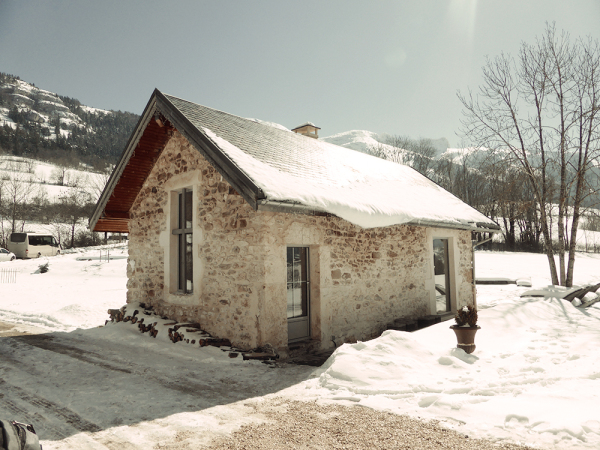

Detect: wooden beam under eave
93,219,129,233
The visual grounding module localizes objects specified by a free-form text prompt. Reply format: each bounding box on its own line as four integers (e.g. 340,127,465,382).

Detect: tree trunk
539,205,559,285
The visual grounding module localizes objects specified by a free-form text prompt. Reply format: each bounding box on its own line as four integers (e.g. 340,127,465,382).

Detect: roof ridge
161,92,293,135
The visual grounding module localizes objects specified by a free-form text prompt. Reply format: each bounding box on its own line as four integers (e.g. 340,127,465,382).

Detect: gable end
89,90,267,233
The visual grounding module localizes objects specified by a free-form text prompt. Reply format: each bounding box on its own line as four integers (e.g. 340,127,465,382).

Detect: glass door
433,239,451,313
287,247,310,342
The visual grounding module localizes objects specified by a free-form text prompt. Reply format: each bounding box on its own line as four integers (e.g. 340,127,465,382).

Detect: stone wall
260,213,432,351
126,131,475,355
128,131,267,350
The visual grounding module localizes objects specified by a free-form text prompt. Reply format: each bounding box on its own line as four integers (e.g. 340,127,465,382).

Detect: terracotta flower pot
450,325,480,354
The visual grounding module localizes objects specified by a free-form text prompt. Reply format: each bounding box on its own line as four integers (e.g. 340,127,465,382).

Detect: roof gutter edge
406,218,501,233
257,200,329,215
258,200,500,233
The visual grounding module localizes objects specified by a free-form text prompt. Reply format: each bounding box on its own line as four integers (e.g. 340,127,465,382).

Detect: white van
7,233,62,259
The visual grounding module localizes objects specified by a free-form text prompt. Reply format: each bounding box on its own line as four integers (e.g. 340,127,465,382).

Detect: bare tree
87,166,113,202
51,167,66,186
3,171,36,234
0,174,6,247
55,189,94,248
459,24,600,286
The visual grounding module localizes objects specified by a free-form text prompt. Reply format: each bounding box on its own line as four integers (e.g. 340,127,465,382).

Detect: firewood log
199,338,232,347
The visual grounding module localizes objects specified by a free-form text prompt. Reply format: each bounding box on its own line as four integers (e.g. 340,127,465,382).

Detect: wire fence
0,268,17,283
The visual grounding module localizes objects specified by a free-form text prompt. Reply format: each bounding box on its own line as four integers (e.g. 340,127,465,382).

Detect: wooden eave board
93,117,173,233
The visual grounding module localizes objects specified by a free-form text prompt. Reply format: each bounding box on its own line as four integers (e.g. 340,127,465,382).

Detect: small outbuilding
90,89,499,356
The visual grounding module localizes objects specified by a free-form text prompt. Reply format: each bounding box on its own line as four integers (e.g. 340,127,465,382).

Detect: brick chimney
291,122,320,139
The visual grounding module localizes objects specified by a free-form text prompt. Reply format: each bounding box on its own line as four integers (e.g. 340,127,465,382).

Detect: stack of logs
107,304,231,348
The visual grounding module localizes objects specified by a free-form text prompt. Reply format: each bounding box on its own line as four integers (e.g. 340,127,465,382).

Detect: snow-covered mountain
0,73,138,170
0,77,110,139
320,129,384,154
321,130,449,158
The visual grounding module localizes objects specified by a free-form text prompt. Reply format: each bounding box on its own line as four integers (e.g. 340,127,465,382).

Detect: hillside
0,72,139,171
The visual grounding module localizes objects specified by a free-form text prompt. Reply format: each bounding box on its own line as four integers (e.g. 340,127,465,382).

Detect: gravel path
199,399,537,450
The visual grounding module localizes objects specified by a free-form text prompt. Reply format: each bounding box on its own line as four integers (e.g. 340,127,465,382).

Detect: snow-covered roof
91,90,499,232
163,93,497,230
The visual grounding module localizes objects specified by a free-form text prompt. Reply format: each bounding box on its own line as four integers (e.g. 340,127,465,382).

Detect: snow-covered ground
1,248,599,449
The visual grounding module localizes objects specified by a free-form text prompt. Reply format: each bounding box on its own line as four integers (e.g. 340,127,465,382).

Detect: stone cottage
89,89,499,356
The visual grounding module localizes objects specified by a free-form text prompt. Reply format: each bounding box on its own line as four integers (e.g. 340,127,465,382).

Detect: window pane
185,190,193,229
286,247,293,283
287,247,309,319
300,280,308,317
293,247,301,285
287,283,294,318
185,233,193,293
10,233,26,243
299,247,308,282
433,239,450,313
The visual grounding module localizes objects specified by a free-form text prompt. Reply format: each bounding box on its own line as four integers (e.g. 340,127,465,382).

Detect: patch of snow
80,105,111,115
9,93,34,104
245,117,291,132
37,99,68,110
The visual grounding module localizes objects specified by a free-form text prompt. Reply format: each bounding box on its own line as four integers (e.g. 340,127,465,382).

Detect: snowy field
0,154,108,205
0,248,599,449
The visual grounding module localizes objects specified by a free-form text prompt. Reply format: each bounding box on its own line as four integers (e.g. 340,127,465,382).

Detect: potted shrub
450,305,480,354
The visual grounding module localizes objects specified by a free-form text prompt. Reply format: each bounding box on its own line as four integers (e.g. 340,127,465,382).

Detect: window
172,188,193,293
29,236,53,246
10,233,26,243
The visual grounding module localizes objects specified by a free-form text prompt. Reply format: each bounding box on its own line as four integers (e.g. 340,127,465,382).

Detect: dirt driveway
0,321,314,448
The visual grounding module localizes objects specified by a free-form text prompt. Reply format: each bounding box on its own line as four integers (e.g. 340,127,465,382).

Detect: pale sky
1,1,599,146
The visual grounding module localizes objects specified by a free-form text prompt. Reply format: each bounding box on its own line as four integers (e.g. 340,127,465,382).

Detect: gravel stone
202,399,537,450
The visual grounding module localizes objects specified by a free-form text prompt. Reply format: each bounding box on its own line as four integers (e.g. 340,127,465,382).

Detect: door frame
427,230,458,315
